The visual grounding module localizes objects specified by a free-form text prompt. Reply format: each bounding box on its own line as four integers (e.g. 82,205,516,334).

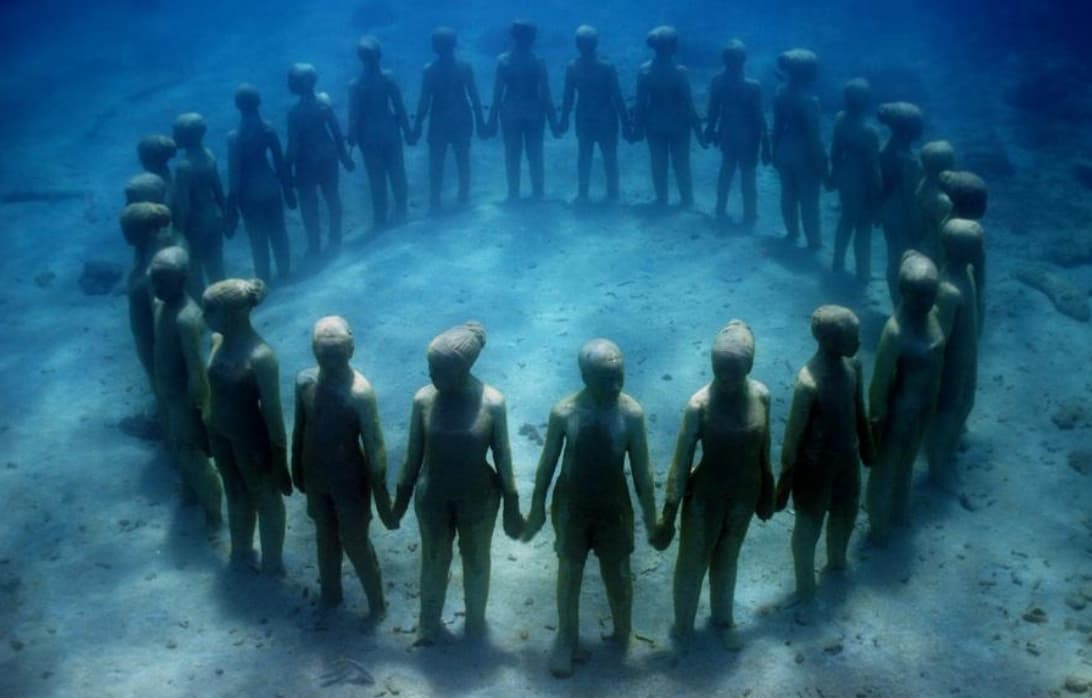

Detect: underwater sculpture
287,63,354,255
392,322,523,645
705,39,769,225
558,25,627,202
148,246,223,530
652,322,774,650
877,102,925,304
775,306,872,600
137,134,177,193
124,173,168,206
771,49,826,249
828,78,881,281
865,252,945,543
202,278,292,574
633,25,704,207
523,339,658,677
291,316,395,618
121,202,175,390
915,140,956,265
484,19,559,201
938,170,988,335
923,219,981,488
349,37,411,229
171,113,227,289
411,27,484,211
225,84,295,284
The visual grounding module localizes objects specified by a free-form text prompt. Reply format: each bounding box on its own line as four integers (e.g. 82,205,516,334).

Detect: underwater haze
1,0,1091,696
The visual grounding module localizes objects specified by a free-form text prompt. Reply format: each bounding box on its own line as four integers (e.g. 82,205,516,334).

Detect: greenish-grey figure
775,306,873,600
349,37,411,229
558,25,627,202
226,84,296,284
148,246,224,530
939,170,988,336
121,202,175,390
171,113,227,290
484,20,560,201
865,252,945,544
915,140,955,265
291,316,395,618
410,27,484,211
828,78,881,281
652,321,774,651
391,322,524,646
202,279,292,574
523,339,659,678
705,39,770,226
877,102,925,304
923,220,982,489
137,134,177,194
287,63,354,256
126,173,168,206
633,26,705,207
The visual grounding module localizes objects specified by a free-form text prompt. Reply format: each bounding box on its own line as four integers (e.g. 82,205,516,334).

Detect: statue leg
203,233,226,284
428,140,446,210
387,140,408,221
714,149,732,217
925,409,960,490
550,555,585,678
454,138,471,204
853,216,872,282
800,172,822,250
790,503,824,600
866,446,895,544
267,199,291,280
128,289,155,389
241,203,271,283
209,433,257,569
672,497,716,642
601,131,619,200
892,427,925,526
456,492,499,638
320,165,343,245
335,493,385,618
709,503,752,630
415,500,456,645
308,491,345,607
670,133,693,206
740,162,757,227
833,195,854,273
883,224,903,305
826,468,859,571
168,404,222,530
361,148,388,229
576,134,593,201
526,119,545,199
647,135,669,204
297,178,321,255
501,119,523,199
778,167,800,241
599,554,633,646
247,471,286,576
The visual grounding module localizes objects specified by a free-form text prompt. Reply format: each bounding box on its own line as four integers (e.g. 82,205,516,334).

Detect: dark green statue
828,79,881,281
121,202,175,390
171,113,227,289
939,170,988,335
877,102,925,304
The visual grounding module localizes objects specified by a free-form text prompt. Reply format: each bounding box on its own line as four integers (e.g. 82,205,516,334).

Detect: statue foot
600,629,632,650
464,616,489,641
548,636,575,678
261,560,286,578
718,625,744,651
413,624,456,647
229,548,260,574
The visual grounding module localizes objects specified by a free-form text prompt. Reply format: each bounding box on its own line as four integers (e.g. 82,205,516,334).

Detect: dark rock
1052,401,1089,430
1070,449,1092,475
79,260,122,296
1012,263,1090,322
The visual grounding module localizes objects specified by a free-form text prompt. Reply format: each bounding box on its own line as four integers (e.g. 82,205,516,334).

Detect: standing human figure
828,78,881,280
225,84,296,283
349,37,411,230
558,25,627,202
771,49,826,249
287,63,355,256
633,25,704,207
915,140,956,265
171,113,227,288
877,101,925,304
485,19,560,201
137,134,177,196
411,27,484,211
938,170,988,335
121,202,176,390
705,39,769,225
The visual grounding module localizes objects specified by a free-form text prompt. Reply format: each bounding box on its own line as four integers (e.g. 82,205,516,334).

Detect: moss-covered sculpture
828,79,881,280
915,140,956,264
485,20,560,200
523,339,658,677
653,321,774,650
137,134,177,193
349,37,411,229
877,102,925,303
772,49,826,249
202,278,292,574
225,84,295,283
121,202,175,389
148,246,223,529
705,39,769,225
865,252,945,543
291,316,395,617
633,26,704,207
287,63,354,255
171,113,227,289
125,173,168,205
391,322,523,645
939,170,989,334
775,306,872,600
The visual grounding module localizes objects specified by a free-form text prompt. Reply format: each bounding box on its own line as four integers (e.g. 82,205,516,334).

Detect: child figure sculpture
292,316,395,618
828,78,881,280
939,170,988,335
523,339,659,678
915,140,956,264
653,321,774,651
120,202,175,390
171,113,227,288
877,102,925,303
138,134,177,194
775,306,873,600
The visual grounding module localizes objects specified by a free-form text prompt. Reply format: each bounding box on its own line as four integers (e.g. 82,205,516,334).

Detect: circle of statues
120,20,988,679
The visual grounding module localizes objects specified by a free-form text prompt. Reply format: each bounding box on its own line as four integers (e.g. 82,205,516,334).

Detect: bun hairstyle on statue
427,321,487,370
124,173,168,205
712,319,755,367
202,278,268,312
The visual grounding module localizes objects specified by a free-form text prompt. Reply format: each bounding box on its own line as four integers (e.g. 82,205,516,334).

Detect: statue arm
414,68,432,136
464,63,485,129
756,387,775,520
632,70,648,137
325,107,353,166
254,346,291,495
486,59,504,131
680,69,703,140
346,85,359,148
704,77,720,142
392,394,426,522
290,375,307,492
523,405,565,541
388,76,412,138
170,165,191,233
539,58,559,129
609,65,628,131
225,133,241,215
559,63,575,125
627,407,658,533
868,323,898,444
652,399,699,549
180,312,210,419
268,129,294,201
854,359,875,466
776,374,814,510
490,395,524,538
358,384,395,528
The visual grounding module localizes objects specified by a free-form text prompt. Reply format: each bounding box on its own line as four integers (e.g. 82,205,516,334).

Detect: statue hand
649,519,674,551
284,190,298,210
502,492,525,539
761,146,772,167
774,478,791,513
274,463,293,497
342,156,356,173
522,505,545,542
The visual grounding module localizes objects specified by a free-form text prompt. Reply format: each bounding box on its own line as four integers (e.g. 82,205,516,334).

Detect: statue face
314,337,353,372
830,325,860,358
583,361,624,402
149,270,184,302
712,351,751,385
428,356,470,393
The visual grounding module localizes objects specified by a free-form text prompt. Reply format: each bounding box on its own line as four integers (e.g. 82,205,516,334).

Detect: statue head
711,320,755,385
646,25,679,56
843,78,871,114
233,83,262,113
171,113,207,149
148,246,190,302
124,173,167,205
427,321,487,392
287,63,319,94
510,19,537,48
119,201,171,247
877,102,924,141
575,25,599,56
312,315,355,371
810,305,860,358
201,278,267,332
920,140,956,179
431,26,457,55
721,38,747,70
356,36,382,65
940,218,984,268
897,251,939,314
137,134,177,173
578,338,625,403
777,49,819,85
939,170,988,219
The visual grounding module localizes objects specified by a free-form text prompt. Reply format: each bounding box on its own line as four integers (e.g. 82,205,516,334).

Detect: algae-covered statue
292,316,395,618
171,113,227,288
923,220,981,489
866,252,945,543
877,102,925,303
137,134,177,193
775,306,872,600
915,140,956,264
226,84,295,284
484,20,560,201
148,246,223,530
558,25,627,202
653,321,774,650
939,170,988,335
391,322,524,645
121,202,175,389
349,37,411,230
771,49,826,249
202,279,292,574
411,27,484,211
523,339,658,677
828,78,881,280
705,39,769,225
125,173,168,206
633,26,704,207
287,63,354,256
